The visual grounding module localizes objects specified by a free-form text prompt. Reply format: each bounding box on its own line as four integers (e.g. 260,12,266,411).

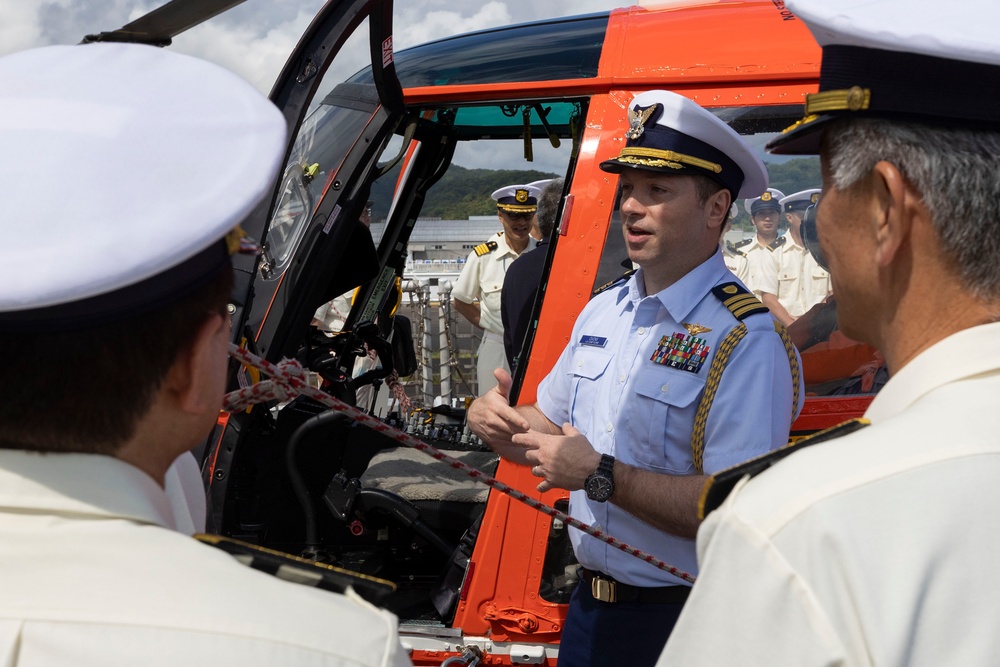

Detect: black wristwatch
585,454,616,502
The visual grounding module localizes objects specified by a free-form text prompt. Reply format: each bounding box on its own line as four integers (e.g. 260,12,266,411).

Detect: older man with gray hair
659,0,1000,664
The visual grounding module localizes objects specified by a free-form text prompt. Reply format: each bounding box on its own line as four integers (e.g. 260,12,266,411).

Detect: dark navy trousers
555,583,687,667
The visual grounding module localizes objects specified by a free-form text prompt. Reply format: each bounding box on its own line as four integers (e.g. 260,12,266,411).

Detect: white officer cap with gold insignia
744,188,786,216
492,184,539,214
600,90,768,200
1,43,286,331
780,188,822,213
768,0,1000,155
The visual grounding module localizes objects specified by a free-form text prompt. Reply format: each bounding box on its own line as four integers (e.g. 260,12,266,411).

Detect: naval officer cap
780,188,822,213
1,43,286,331
768,0,1000,155
492,184,540,214
745,188,785,216
527,178,557,194
600,90,768,200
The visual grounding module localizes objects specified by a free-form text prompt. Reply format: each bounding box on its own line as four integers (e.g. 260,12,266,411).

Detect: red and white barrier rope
224,344,696,584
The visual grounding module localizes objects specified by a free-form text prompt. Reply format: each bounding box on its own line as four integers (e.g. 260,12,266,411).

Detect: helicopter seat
360,447,498,503
359,448,498,537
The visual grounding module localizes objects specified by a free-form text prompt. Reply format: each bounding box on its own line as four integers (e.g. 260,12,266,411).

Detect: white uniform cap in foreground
768,0,1000,154
0,43,287,328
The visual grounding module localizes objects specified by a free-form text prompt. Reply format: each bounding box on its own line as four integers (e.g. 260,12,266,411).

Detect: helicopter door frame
229,0,406,360
207,0,407,526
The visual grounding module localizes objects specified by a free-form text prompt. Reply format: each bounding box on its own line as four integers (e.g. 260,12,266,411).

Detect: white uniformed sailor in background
720,204,749,282
0,44,409,667
733,188,785,298
452,184,539,393
759,188,831,325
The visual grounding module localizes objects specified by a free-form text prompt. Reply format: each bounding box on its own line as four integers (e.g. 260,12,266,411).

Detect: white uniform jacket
0,450,410,667
722,246,750,283
536,250,802,588
736,238,775,298
452,231,533,336
762,236,832,317
660,321,1000,666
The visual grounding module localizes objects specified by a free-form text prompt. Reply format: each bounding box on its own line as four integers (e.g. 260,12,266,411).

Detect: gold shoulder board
474,241,498,256
711,282,768,321
697,418,870,519
195,533,395,603
593,268,637,295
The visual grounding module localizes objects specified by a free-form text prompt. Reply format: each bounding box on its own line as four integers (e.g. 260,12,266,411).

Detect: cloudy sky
1,0,629,172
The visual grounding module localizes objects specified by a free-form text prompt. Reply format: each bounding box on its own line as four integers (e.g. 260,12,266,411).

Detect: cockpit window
348,14,609,87
261,85,379,280
419,101,584,140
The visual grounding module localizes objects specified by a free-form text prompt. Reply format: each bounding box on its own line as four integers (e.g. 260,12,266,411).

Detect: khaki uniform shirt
0,450,410,667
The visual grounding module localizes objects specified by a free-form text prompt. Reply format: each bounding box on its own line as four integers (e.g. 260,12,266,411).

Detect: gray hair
536,178,565,238
827,118,1000,300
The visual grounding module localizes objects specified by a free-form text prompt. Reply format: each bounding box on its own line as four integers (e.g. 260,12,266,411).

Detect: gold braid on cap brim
805,86,871,114
778,85,872,136
613,147,722,174
498,204,537,213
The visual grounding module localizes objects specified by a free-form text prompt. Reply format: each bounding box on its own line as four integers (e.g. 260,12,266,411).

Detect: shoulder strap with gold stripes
689,283,800,473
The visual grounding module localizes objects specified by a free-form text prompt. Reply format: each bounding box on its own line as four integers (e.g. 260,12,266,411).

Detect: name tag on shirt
580,335,608,348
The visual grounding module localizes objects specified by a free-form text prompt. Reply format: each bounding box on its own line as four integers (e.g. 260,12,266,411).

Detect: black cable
285,410,351,550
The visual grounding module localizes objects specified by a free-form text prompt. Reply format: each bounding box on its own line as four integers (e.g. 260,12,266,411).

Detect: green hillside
370,165,559,220
369,159,819,226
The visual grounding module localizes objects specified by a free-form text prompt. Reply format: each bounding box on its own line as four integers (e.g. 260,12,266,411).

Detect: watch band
597,453,615,477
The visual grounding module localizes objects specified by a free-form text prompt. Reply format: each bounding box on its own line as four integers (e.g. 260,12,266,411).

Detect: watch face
586,475,614,501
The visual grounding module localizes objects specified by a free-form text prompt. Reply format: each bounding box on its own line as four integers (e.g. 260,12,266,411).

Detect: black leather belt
580,568,691,604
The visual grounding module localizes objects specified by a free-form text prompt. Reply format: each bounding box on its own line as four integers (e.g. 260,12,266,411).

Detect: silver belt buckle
591,576,616,603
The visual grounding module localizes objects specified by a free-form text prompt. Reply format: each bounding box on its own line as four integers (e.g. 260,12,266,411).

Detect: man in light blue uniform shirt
537,251,800,587
468,89,802,666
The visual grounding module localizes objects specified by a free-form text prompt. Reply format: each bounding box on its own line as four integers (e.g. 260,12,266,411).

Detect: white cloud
1,0,625,87
394,1,512,49
0,3,43,55
171,6,323,93
1,0,624,170
453,137,570,176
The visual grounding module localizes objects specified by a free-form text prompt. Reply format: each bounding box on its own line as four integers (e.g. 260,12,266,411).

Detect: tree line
370,159,820,224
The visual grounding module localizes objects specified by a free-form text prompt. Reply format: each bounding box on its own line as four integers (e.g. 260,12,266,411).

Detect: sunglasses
801,203,829,272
